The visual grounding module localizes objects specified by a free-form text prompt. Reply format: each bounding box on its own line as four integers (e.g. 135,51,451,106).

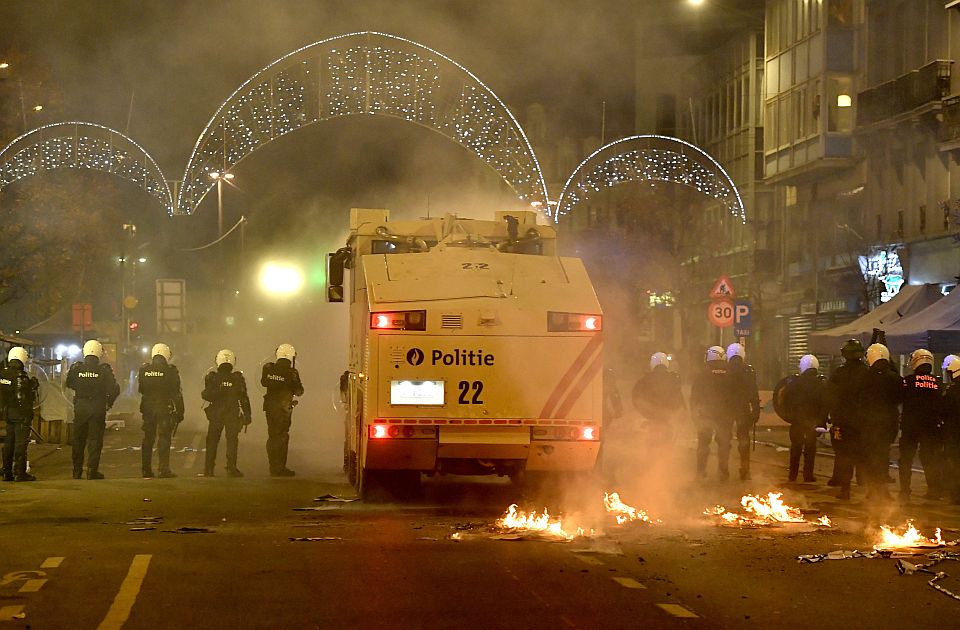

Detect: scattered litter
775,447,790,453
12,612,26,620
289,537,342,542
126,517,164,525
143,498,152,502
177,446,199,453
314,494,358,503
797,550,880,563
293,506,343,511
130,527,156,532
417,537,439,541
450,532,462,541
163,527,214,534
112,446,141,451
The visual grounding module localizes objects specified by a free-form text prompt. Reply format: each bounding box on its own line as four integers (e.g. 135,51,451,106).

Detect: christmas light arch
0,122,174,213
177,31,548,215
555,135,746,224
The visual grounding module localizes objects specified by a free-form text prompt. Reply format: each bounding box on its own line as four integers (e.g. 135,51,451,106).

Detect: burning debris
705,492,825,527
603,492,654,525
876,521,946,551
495,504,584,541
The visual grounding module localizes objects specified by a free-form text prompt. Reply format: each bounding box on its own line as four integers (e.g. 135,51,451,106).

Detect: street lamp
208,171,235,239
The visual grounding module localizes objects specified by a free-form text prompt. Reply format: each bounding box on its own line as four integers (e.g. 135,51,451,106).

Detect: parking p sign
733,300,752,337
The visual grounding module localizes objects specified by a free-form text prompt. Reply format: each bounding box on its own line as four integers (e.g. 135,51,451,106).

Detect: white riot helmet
706,346,726,362
909,349,934,371
650,352,669,369
276,343,296,362
948,358,960,380
726,342,745,361
799,354,819,373
216,349,236,368
7,346,28,365
151,343,172,362
866,343,890,367
82,339,103,358
943,354,959,372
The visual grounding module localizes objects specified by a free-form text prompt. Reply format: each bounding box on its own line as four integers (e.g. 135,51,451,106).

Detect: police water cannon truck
327,208,603,497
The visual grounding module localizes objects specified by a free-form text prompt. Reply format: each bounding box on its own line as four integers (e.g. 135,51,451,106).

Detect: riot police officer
725,343,761,481
899,349,943,502
66,340,120,480
261,343,304,476
633,352,685,428
202,349,252,477
943,354,959,385
942,358,960,504
860,343,903,503
138,343,185,478
783,355,829,483
1,347,39,481
827,339,869,500
691,346,731,480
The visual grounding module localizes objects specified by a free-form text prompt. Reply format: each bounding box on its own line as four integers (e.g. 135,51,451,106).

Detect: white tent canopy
807,284,943,354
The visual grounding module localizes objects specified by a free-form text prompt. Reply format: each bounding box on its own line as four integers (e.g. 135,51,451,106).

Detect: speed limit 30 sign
709,299,735,328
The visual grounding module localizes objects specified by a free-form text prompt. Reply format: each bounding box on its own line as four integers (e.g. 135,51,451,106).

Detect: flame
603,492,652,525
495,504,582,540
705,493,810,526
876,521,945,549
817,516,833,527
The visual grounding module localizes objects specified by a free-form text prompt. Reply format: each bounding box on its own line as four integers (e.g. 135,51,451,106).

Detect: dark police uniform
261,358,303,476
783,368,829,482
726,356,761,480
138,356,185,477
66,356,120,479
859,359,903,501
900,365,943,500
0,359,39,481
827,357,869,499
632,365,684,444
942,377,960,503
202,365,252,476
691,359,732,479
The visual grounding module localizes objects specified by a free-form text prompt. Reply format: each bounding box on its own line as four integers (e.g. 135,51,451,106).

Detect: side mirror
327,285,344,303
326,247,351,303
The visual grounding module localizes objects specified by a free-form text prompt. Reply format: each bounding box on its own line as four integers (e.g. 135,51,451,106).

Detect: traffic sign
709,275,736,299
708,299,734,328
733,300,752,337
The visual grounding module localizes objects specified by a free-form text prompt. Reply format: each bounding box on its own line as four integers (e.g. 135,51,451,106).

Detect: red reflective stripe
539,335,602,418
554,353,603,419
449,420,462,424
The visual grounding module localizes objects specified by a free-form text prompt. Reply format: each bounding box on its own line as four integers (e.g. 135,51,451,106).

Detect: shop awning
882,286,960,354
807,284,943,354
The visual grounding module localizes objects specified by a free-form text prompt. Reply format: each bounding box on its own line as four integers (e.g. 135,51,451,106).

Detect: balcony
857,60,953,128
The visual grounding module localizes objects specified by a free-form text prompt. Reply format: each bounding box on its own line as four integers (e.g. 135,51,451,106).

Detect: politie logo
406,348,425,366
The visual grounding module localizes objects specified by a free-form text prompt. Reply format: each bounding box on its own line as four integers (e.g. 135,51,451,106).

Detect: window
827,76,853,132
828,0,853,27
785,185,798,207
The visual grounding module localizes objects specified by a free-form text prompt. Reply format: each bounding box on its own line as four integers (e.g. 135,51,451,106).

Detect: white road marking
0,605,25,620
577,555,603,566
96,554,152,630
18,579,46,593
40,557,64,569
611,577,646,589
657,603,699,618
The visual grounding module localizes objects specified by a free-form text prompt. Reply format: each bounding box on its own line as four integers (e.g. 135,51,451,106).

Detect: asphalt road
3,420,960,629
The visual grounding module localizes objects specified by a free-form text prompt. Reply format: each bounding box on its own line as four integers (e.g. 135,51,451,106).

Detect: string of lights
177,31,549,215
555,134,746,224
0,121,174,214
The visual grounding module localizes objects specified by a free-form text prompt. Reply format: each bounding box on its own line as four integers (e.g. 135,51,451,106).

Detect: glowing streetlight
258,261,305,297
0,62,9,69
32,104,42,111
688,0,706,6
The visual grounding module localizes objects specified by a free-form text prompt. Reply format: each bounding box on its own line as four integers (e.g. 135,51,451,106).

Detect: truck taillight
370,425,388,439
547,312,602,332
579,426,598,440
370,310,427,331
